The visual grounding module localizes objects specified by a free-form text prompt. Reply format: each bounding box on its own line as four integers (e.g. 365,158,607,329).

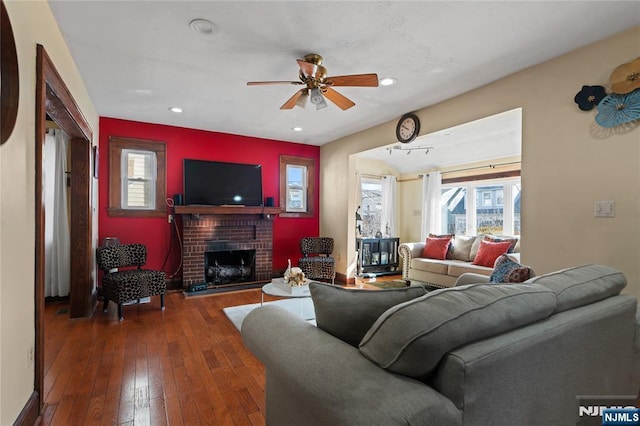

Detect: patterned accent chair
298,237,336,284
96,243,166,320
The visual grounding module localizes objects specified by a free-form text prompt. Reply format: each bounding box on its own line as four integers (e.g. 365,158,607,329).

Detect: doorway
34,44,95,417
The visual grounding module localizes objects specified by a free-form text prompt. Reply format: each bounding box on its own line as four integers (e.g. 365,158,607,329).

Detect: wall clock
396,113,420,143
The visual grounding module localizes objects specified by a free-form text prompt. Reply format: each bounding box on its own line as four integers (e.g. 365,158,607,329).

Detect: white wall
321,26,640,300
0,1,98,422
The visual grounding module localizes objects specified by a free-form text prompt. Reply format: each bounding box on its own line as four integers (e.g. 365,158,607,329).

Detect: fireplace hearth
177,208,276,288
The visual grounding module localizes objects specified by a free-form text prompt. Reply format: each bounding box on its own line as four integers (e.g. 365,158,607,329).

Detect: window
280,155,314,217
359,177,383,237
285,164,307,211
108,137,166,217
121,149,156,209
441,178,521,236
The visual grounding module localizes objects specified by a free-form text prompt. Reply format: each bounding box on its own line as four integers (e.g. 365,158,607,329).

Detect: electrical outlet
168,214,173,223
27,346,34,368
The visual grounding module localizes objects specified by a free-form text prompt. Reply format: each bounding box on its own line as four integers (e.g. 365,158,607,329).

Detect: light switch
594,200,615,218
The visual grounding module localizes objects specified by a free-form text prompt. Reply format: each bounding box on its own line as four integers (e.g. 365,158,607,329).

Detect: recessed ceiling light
292,126,303,132
189,19,219,36
169,107,183,113
379,77,397,86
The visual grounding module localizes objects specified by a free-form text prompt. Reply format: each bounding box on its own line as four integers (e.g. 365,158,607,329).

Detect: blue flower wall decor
574,85,607,111
595,89,640,128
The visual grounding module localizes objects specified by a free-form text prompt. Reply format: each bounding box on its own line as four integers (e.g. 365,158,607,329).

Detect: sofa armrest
242,305,461,426
634,306,640,395
454,273,491,287
398,242,426,281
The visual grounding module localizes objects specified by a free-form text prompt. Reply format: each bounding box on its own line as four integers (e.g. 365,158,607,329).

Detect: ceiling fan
246,53,379,110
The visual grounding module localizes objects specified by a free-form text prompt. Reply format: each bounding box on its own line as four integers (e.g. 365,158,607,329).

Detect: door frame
32,44,95,418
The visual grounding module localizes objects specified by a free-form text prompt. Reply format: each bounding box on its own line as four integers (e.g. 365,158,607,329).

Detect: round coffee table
261,279,311,304
261,279,315,321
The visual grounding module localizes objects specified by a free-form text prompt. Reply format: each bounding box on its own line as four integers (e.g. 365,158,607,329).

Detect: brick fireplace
177,207,278,288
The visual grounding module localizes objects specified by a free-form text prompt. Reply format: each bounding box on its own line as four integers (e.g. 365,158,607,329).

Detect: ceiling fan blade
297,59,318,78
247,81,302,86
280,89,306,110
322,87,355,110
326,73,379,87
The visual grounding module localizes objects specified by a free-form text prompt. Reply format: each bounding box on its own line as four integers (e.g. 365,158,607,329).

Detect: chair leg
103,296,109,313
118,303,124,321
160,294,165,310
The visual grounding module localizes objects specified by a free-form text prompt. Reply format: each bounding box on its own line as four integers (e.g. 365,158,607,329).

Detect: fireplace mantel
174,205,282,216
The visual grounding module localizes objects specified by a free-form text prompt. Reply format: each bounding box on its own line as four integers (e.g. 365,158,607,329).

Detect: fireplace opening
204,249,256,285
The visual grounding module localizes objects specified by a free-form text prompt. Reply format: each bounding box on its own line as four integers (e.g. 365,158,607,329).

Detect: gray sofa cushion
358,283,557,379
309,282,428,347
525,264,626,313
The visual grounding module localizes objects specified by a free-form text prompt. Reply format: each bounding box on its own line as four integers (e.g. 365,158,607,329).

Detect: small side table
261,279,314,321
261,279,311,304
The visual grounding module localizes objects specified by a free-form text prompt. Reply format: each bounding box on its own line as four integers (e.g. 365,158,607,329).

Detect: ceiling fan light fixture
296,91,308,109
309,87,327,110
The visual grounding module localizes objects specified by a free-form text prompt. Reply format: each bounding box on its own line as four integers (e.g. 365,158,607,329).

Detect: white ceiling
48,1,639,148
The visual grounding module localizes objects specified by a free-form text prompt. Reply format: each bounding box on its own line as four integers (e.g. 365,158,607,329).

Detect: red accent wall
98,117,320,279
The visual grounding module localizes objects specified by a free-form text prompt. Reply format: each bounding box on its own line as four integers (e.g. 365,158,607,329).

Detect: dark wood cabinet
357,237,400,276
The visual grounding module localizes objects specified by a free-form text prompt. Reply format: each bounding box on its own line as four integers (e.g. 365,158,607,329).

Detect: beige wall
321,26,640,300
0,1,98,422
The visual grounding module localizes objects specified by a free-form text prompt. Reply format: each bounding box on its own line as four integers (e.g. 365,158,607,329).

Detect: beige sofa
398,235,520,288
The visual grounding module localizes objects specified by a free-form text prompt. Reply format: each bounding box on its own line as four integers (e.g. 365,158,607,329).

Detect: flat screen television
183,159,263,206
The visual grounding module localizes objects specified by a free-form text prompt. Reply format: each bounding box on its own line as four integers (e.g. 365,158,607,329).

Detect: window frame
359,176,383,238
279,155,315,218
441,176,521,236
120,148,157,210
108,137,166,217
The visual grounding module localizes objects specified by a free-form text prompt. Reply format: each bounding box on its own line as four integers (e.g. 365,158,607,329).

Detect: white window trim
442,177,520,236
121,149,157,210
285,164,308,212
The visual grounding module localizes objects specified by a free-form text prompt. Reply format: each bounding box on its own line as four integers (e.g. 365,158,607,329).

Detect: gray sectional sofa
242,264,640,426
399,235,521,287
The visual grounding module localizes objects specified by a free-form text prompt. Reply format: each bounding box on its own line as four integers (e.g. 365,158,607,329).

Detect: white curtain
355,172,363,236
420,171,442,240
380,175,397,237
44,129,71,297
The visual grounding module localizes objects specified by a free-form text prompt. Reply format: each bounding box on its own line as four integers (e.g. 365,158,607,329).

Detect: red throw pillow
484,235,518,253
421,237,452,260
472,240,513,267
429,233,455,259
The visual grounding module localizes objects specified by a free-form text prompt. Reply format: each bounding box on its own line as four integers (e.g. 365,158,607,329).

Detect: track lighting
386,145,434,155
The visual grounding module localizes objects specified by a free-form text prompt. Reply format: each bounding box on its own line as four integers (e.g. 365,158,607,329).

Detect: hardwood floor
41,289,268,426
40,276,400,425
